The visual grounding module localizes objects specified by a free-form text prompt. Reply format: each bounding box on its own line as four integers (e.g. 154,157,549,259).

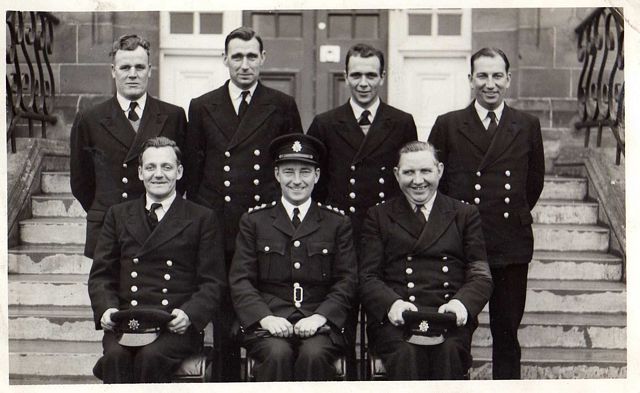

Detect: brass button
223,165,230,172
442,266,449,273
322,249,328,254
130,285,138,292
407,256,413,261
253,179,260,186
442,256,448,261
293,282,300,288
350,178,356,185
379,178,385,184
505,170,511,177
254,195,260,201
122,177,128,184
264,246,270,252
131,271,137,278
504,197,511,204
474,184,481,191
164,274,171,281
476,171,481,177
133,258,139,264
122,192,128,198
166,260,173,267
131,300,138,306
224,180,231,187
254,149,260,156
224,151,231,157
378,192,385,198
122,163,128,168
406,268,413,275
162,288,168,293
407,282,415,289
349,207,356,213
162,299,169,306
505,183,511,190
444,282,450,288
504,212,510,219
254,164,260,171
349,192,356,199
350,165,356,171
224,196,231,202
294,262,301,269
295,302,301,308
409,295,416,302
293,240,301,247
474,197,480,204
444,294,450,299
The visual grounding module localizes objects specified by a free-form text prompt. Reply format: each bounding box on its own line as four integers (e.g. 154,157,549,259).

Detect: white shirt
409,191,438,222
145,191,177,222
228,81,258,115
350,97,380,125
281,197,312,223
474,100,504,130
116,92,147,121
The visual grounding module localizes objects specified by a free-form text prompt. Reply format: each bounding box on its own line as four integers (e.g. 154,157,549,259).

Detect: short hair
110,34,151,60
225,26,264,53
470,47,510,74
396,141,440,166
138,137,182,166
345,43,385,74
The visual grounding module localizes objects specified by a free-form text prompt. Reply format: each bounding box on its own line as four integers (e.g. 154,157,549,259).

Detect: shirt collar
228,80,258,101
350,97,380,121
280,197,312,222
407,191,438,218
145,191,177,213
116,92,147,112
474,100,504,124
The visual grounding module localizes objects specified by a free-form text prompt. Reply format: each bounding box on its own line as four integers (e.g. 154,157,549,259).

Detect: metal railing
6,11,59,153
575,7,624,165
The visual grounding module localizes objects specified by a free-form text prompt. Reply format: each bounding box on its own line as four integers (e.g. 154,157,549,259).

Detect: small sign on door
319,45,341,63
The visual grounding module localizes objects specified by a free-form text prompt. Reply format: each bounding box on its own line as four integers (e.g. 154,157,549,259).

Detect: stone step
529,251,623,281
41,171,72,194
524,280,626,313
10,375,99,385
470,347,626,379
541,176,588,201
9,274,90,307
474,312,626,349
533,224,609,252
19,217,86,245
9,340,100,378
31,194,85,218
8,244,89,275
9,306,100,342
532,200,598,225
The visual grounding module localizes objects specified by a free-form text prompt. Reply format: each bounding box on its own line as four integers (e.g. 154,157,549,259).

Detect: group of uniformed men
71,26,545,383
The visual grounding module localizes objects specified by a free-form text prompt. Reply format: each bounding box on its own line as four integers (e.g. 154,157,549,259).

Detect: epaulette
248,201,277,214
317,202,345,216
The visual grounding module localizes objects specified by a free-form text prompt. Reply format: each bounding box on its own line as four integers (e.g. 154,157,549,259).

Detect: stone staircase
8,171,626,383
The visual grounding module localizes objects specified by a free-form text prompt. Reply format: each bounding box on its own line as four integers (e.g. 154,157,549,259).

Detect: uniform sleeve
452,205,493,318
307,117,329,203
174,106,188,195
179,210,227,331
184,99,205,199
285,95,303,135
526,117,545,209
314,216,357,328
406,113,418,142
88,207,121,329
358,207,403,322
69,111,95,212
428,116,449,195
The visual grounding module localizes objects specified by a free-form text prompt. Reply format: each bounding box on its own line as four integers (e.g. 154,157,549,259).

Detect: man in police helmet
229,134,357,381
88,136,226,383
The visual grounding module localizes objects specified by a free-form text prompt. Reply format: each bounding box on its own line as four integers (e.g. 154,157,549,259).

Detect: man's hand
438,299,468,327
387,300,418,326
100,308,118,331
294,314,327,338
168,309,191,334
260,315,294,338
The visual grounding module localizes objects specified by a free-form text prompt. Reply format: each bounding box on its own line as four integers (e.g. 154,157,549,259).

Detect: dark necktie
415,204,427,225
128,101,140,121
238,90,250,120
359,110,371,126
148,203,162,230
487,111,498,138
292,207,301,228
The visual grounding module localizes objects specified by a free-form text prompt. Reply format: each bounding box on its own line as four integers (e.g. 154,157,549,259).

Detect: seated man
229,134,357,381
88,136,226,383
359,141,493,380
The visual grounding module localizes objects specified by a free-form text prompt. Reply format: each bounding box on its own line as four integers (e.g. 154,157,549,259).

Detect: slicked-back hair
470,47,510,74
225,26,264,53
396,140,440,166
138,137,182,166
110,34,151,60
345,43,385,74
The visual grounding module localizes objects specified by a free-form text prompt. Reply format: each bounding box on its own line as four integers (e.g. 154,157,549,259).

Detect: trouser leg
295,334,341,381
245,336,295,381
97,331,135,383
428,325,473,380
133,329,202,383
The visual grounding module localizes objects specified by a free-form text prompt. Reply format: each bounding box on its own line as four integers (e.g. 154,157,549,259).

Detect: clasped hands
259,314,327,338
387,298,468,327
100,308,191,334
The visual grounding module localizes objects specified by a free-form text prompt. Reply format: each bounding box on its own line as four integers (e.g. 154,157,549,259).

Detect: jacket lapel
271,203,295,238
99,97,136,150
413,193,456,254
203,82,239,142
292,203,321,240
457,104,491,154
478,105,521,170
136,197,192,256
334,103,366,154
125,196,152,247
124,96,169,163
228,83,276,149
387,197,423,240
353,102,394,164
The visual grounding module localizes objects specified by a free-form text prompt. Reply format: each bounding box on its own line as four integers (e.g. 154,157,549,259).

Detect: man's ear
176,164,184,180
138,165,144,181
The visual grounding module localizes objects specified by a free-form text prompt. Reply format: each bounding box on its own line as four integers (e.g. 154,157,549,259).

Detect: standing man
307,43,417,239
88,137,225,383
428,47,545,379
359,141,493,380
229,134,357,381
70,34,187,259
185,26,303,381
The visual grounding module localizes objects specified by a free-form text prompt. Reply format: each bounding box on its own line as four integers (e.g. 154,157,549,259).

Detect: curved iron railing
6,11,59,153
575,7,624,165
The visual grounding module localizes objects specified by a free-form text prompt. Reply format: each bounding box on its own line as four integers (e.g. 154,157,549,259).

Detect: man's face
345,55,385,108
274,162,320,206
469,55,511,110
111,46,151,100
138,146,183,202
394,150,443,206
223,37,265,90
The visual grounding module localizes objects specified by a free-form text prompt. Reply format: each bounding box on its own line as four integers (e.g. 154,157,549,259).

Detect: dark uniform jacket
229,201,357,344
88,196,226,333
185,81,303,253
70,95,187,258
307,101,417,236
359,193,493,333
428,103,545,267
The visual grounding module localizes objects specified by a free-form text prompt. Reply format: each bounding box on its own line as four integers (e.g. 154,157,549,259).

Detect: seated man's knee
255,337,294,363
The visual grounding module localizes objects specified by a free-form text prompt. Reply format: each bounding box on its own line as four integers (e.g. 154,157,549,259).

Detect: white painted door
388,9,472,141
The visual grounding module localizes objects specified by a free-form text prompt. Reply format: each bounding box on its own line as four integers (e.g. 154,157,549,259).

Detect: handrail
6,11,59,153
575,7,624,165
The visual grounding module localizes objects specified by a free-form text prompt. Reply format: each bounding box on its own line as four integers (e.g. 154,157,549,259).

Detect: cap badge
128,319,140,331
292,141,302,152
418,320,429,333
